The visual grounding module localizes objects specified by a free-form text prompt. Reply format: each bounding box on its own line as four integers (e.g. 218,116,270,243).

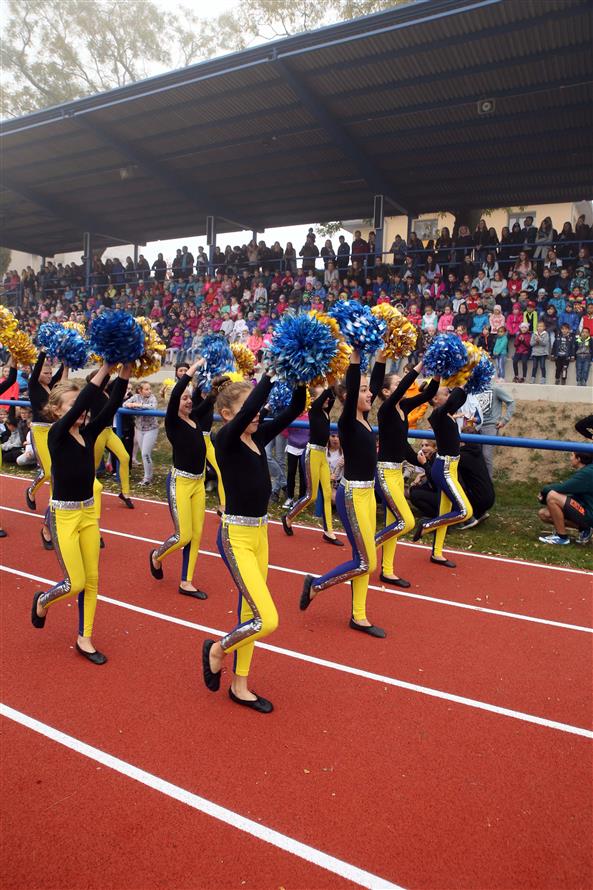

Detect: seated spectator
538,451,593,546
506,303,524,338
437,304,455,331
0,415,23,463
326,433,344,504
16,429,36,467
476,325,495,354
456,423,496,528
470,305,490,340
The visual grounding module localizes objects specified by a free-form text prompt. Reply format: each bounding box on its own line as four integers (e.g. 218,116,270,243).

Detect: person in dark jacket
575,414,593,440
336,236,350,273
538,452,593,546
552,323,575,384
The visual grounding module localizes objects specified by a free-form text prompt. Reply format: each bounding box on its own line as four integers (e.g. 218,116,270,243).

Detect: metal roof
1,0,592,256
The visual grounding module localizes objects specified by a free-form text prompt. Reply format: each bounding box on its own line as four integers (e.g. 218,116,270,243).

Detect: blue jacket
558,310,579,333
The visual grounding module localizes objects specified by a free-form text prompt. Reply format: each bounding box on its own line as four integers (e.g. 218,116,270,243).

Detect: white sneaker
538,534,570,546
576,528,592,545
458,517,478,530
282,498,293,509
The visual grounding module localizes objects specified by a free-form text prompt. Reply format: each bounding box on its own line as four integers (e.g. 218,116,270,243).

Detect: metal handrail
2,398,592,455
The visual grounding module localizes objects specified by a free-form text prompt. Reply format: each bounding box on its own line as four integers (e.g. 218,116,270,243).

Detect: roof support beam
75,116,257,233
3,178,136,246
273,56,408,215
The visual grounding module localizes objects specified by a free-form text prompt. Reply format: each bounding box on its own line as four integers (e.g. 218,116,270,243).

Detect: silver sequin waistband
50,497,95,510
308,443,326,453
377,461,403,471
436,454,460,463
171,467,205,481
340,477,374,489
202,431,211,438
32,422,51,428
222,514,268,527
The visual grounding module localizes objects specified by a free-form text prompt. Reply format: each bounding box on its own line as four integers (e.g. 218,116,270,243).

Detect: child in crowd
552,323,576,385
574,328,593,386
492,325,508,379
512,322,531,382
530,320,550,383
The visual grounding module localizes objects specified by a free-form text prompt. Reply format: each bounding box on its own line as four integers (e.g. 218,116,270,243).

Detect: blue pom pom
328,300,386,359
423,333,468,377
268,314,337,385
197,334,234,391
37,322,65,358
268,382,293,415
465,356,495,394
88,310,145,364
56,328,89,370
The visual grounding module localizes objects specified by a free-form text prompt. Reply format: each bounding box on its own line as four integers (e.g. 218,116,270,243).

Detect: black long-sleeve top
377,370,439,464
575,414,593,441
338,363,377,482
48,377,127,501
192,385,215,434
428,387,467,457
308,388,335,447
215,375,306,517
28,351,64,421
165,375,212,475
0,365,17,396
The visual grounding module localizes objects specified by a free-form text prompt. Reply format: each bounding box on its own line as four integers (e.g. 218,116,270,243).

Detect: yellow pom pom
2,328,38,365
131,317,166,378
0,306,18,342
224,371,246,384
444,343,486,387
230,342,256,378
371,304,418,359
62,321,86,337
162,377,176,388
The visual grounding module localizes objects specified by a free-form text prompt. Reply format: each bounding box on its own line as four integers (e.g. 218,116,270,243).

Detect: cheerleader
202,373,305,713
281,385,343,546
31,362,130,663
413,386,473,567
0,357,18,539
25,350,68,548
374,360,439,587
300,350,385,638
149,360,213,598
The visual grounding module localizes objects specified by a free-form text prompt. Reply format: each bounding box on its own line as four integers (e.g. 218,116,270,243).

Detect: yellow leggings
204,432,225,508
40,504,100,637
422,455,473,559
286,445,333,532
218,519,278,677
155,471,205,583
29,423,52,499
312,482,377,622
375,465,415,576
94,428,130,496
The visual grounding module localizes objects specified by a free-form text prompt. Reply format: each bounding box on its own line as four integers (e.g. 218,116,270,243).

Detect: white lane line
2,470,590,577
0,704,402,890
3,564,592,740
3,505,590,635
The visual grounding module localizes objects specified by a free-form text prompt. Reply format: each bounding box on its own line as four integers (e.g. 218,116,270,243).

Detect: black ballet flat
40,529,54,551
0,529,7,538
281,515,294,537
216,507,224,517
412,519,426,542
179,586,208,600
300,574,315,611
149,549,163,580
75,642,107,665
100,537,105,549
202,639,221,691
229,688,273,713
119,493,134,509
430,556,456,569
380,573,411,588
25,487,36,511
31,592,46,628
323,533,344,546
349,618,386,638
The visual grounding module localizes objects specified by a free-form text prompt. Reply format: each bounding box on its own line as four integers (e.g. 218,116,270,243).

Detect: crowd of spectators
2,216,593,386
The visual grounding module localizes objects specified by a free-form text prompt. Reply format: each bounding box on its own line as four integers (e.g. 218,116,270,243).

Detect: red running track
1,473,592,889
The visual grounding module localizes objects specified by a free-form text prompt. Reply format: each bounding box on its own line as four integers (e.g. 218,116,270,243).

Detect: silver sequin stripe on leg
312,480,370,592
422,455,469,531
218,521,263,652
39,507,72,607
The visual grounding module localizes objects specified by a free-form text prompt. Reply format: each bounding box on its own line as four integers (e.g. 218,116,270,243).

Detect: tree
2,0,171,117
1,0,403,117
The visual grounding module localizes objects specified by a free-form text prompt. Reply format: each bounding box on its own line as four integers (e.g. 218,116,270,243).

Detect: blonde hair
43,382,80,421
212,375,251,416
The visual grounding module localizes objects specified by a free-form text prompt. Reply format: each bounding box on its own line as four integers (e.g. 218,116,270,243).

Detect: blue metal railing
2,398,592,455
